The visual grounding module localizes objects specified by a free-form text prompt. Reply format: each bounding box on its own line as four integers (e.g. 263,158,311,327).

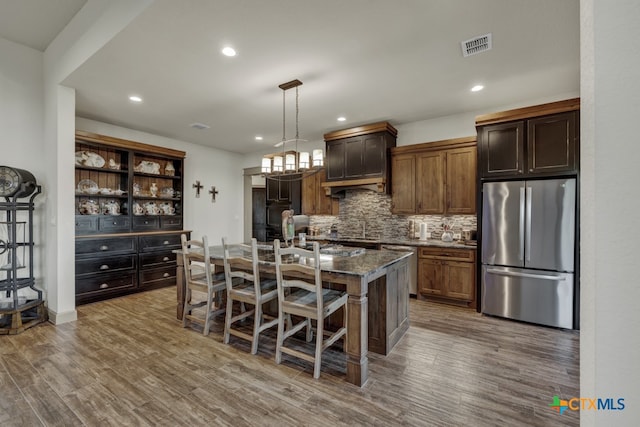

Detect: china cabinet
74,131,188,305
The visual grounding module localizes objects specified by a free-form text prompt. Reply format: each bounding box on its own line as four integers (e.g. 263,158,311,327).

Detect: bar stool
181,234,226,336
221,237,279,354
273,240,348,379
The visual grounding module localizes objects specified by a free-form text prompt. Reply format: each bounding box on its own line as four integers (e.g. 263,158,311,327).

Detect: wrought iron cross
209,186,219,202
192,180,203,198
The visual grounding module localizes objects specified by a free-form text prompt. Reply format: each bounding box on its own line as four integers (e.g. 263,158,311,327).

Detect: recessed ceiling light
337,116,346,122
471,85,484,92
255,136,263,141
129,95,143,102
222,46,236,57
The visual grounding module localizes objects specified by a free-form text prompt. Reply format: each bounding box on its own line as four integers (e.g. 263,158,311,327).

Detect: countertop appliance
381,244,417,296
481,178,576,329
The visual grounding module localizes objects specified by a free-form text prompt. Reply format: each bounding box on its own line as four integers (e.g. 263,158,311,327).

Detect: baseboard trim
47,307,78,325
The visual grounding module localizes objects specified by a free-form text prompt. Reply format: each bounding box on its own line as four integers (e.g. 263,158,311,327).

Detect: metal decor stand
0,185,46,334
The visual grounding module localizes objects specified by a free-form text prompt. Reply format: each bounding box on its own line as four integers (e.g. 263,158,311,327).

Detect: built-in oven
380,244,417,296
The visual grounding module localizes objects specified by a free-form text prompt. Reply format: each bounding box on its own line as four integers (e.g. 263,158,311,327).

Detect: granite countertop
178,244,413,278
307,235,476,250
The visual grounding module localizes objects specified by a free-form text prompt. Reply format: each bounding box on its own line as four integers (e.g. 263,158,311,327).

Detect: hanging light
312,149,324,167
261,79,323,180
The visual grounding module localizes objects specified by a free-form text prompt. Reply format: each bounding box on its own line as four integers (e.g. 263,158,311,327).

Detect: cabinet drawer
76,272,137,296
139,265,176,288
99,216,131,233
160,216,182,229
419,247,475,262
76,255,137,276
76,237,137,255
140,251,176,269
139,234,182,252
132,216,159,231
75,216,98,234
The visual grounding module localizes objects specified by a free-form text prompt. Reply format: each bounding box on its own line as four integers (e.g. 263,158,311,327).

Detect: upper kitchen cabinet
323,122,397,194
476,98,580,179
391,137,477,215
301,168,339,215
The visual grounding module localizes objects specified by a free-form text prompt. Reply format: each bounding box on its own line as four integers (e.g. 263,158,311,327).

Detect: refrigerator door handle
526,186,532,262
485,267,567,281
519,187,525,261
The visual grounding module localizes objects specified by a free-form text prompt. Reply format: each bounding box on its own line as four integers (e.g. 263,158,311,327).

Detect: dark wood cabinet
391,137,476,215
477,100,579,179
417,247,476,307
328,134,392,181
266,174,301,208
326,133,392,180
74,131,189,305
478,121,524,177
527,111,578,175
324,122,397,191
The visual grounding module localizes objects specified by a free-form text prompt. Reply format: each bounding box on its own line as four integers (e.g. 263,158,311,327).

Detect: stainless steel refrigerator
481,178,576,329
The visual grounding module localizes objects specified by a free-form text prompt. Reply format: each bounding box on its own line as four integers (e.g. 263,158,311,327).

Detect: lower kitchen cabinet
75,231,187,305
417,247,476,308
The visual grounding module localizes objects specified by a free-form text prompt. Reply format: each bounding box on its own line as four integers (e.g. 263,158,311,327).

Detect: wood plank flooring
0,288,579,426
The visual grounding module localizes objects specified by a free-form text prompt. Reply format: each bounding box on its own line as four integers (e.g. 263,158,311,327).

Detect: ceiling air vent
190,122,210,130
461,33,492,57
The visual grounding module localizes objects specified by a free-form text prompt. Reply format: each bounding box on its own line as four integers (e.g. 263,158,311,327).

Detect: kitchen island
175,243,412,387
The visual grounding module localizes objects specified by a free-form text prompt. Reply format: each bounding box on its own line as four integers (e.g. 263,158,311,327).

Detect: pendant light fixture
261,79,323,179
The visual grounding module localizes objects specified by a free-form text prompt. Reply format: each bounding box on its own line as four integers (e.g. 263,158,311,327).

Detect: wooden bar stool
273,240,348,379
181,234,226,336
221,237,279,354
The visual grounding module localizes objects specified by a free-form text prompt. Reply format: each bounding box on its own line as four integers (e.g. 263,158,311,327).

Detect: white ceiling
0,0,86,51
1,0,579,155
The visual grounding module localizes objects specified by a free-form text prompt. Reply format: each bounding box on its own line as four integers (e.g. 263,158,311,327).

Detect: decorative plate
77,179,99,194
75,151,105,168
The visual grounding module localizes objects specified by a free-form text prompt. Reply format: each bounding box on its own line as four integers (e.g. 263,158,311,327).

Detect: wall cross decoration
209,186,219,202
192,180,203,197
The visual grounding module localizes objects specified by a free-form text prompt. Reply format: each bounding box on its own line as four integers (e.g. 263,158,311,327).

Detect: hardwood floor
0,288,579,426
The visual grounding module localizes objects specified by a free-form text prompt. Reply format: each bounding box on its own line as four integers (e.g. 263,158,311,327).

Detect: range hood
321,177,387,197
322,122,397,196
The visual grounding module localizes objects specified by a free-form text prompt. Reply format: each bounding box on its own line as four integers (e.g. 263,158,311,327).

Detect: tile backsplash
308,190,476,240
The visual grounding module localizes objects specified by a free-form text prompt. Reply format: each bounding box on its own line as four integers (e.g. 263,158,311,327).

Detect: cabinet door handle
99,283,109,289
99,264,110,270
162,256,170,262
163,240,170,245
163,272,170,278
100,245,109,251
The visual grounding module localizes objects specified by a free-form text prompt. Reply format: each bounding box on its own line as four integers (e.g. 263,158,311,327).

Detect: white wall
395,92,579,147
41,0,158,323
0,37,46,295
581,0,640,425
76,118,245,245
